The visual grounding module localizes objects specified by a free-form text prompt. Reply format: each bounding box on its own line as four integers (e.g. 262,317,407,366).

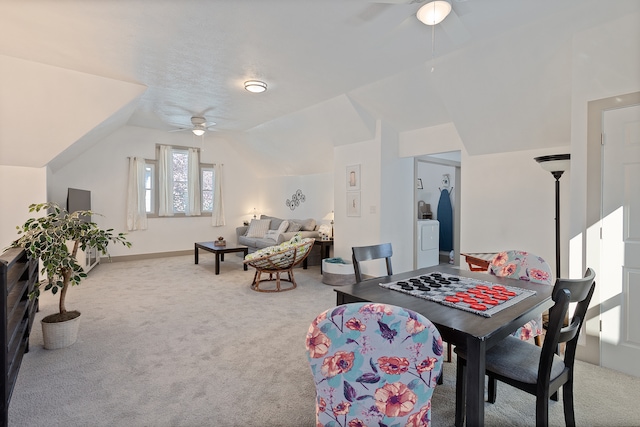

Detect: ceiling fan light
192,128,205,136
244,80,267,93
417,1,452,26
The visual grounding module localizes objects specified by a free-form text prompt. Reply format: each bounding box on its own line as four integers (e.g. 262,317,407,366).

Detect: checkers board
378,271,536,317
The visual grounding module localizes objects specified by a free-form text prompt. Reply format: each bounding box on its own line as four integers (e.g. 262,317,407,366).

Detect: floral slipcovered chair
306,302,444,427
488,250,553,343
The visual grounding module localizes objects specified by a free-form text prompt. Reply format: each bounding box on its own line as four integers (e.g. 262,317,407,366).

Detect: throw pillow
276,220,290,235
246,219,271,238
261,215,284,231
301,218,317,231
287,222,302,232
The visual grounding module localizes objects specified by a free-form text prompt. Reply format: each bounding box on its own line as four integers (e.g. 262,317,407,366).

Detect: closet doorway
414,151,461,268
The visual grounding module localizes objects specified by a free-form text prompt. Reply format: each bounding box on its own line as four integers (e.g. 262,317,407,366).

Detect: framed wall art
346,192,361,217
346,164,361,191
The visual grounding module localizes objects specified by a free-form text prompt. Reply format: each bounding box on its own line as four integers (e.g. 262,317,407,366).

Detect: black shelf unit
1,248,38,427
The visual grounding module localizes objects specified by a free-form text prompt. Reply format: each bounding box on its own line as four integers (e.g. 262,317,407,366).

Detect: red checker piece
483,289,498,295
492,285,507,291
476,285,489,290
467,288,482,294
494,294,509,301
462,298,479,304
484,299,500,306
456,292,470,298
502,290,517,297
445,296,461,303
470,303,487,311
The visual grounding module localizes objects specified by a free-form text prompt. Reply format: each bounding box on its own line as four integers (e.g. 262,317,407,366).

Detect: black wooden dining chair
454,268,596,427
351,243,393,283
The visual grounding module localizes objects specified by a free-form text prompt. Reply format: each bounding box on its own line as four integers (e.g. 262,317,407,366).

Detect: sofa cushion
287,222,302,232
263,220,289,242
246,219,271,238
260,215,285,231
290,218,316,231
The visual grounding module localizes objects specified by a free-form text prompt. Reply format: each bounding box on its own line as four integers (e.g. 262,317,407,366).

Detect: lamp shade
416,1,452,26
534,154,571,173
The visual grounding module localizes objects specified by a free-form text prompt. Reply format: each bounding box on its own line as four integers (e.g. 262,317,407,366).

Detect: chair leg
535,394,549,427
563,377,576,427
455,357,466,427
447,342,452,362
487,374,497,404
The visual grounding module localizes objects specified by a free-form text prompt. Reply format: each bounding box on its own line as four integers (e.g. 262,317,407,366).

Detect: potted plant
11,202,131,349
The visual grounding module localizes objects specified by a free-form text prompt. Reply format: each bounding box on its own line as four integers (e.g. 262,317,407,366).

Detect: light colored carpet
9,255,640,426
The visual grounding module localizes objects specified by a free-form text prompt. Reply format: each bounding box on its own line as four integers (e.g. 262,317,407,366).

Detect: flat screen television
66,188,91,222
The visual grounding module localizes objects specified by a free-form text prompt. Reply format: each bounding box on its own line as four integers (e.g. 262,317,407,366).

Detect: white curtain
186,148,201,216
211,163,226,226
158,145,173,216
126,157,148,231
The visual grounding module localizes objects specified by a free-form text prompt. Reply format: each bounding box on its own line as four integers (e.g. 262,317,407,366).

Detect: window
144,146,214,217
144,163,155,213
201,167,214,212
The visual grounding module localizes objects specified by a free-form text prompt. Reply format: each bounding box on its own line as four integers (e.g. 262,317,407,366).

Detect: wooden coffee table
194,242,249,275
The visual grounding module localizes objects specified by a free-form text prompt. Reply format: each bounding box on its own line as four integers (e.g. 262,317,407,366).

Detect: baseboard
101,250,193,263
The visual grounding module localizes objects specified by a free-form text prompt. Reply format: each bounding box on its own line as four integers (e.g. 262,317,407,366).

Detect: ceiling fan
169,116,217,136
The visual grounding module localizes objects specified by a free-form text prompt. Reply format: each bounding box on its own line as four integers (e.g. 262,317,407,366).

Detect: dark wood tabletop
334,264,554,427
194,242,249,274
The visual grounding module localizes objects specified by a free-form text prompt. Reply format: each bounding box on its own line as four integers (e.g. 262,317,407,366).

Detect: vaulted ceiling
1,0,638,175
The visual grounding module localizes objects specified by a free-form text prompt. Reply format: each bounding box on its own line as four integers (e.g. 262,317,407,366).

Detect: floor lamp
534,154,571,279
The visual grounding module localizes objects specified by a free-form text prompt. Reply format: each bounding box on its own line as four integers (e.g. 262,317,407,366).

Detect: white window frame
144,146,214,217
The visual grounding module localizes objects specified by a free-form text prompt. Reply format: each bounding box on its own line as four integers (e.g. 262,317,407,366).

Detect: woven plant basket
42,313,81,350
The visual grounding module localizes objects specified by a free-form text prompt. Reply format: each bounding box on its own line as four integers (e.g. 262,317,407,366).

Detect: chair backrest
352,243,393,282
306,302,444,426
539,268,596,380
488,250,553,285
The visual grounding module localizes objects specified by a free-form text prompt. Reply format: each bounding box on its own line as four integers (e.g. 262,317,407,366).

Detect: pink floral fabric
488,250,553,340
306,303,443,427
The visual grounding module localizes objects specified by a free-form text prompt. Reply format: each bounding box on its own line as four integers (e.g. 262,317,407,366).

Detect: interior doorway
414,151,461,268
586,91,640,376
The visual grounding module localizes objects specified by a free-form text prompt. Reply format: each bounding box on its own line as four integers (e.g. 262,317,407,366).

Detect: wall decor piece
417,178,423,189
346,164,361,191
346,191,361,217
285,189,306,210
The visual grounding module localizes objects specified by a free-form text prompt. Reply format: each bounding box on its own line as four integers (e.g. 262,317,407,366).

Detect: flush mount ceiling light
416,0,452,26
192,127,205,136
244,80,267,93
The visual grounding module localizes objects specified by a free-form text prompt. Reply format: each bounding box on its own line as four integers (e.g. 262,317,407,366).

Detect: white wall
379,122,414,274
258,173,334,225
334,133,382,272
569,10,640,363
570,10,640,273
0,165,47,249
460,147,571,268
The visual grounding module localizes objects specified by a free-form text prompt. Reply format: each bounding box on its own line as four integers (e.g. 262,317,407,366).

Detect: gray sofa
236,215,320,254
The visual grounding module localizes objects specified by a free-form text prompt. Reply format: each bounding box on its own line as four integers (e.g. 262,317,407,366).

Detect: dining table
334,264,554,427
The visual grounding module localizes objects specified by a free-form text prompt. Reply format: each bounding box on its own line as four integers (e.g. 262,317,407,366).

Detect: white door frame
585,91,640,366
414,154,461,268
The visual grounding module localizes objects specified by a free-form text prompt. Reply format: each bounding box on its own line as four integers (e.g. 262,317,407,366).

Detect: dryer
417,219,439,268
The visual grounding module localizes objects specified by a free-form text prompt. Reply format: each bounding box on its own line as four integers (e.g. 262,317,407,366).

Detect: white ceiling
1,0,638,175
